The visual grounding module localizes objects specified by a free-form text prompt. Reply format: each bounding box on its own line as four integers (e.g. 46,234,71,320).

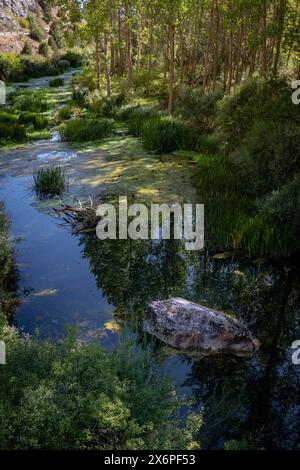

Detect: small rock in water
143,298,259,357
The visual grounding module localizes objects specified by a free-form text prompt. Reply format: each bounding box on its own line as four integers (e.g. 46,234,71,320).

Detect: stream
0,73,300,449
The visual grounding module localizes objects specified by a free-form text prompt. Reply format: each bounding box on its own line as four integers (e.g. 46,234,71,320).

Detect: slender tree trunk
273,0,287,76
103,34,111,97
168,25,175,114
95,34,101,95
179,29,184,89
261,0,268,74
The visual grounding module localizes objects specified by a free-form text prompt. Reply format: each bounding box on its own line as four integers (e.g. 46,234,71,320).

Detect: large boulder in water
143,298,259,357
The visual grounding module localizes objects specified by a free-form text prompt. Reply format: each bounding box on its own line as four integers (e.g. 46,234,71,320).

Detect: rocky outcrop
143,298,259,357
0,0,37,17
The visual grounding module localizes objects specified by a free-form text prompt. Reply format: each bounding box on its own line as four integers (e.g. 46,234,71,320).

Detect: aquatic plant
18,112,49,130
61,118,114,142
33,166,66,198
49,78,65,88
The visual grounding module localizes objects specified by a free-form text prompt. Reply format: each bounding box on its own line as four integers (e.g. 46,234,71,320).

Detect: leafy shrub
196,133,222,155
18,17,29,30
18,112,49,130
175,87,223,131
261,175,300,256
0,320,200,450
33,166,66,197
59,50,83,67
116,104,140,122
21,41,33,55
233,121,300,195
56,106,72,123
49,77,64,87
28,14,45,42
49,22,65,49
0,122,26,145
0,53,22,81
38,42,50,58
88,93,127,117
142,116,198,153
0,205,17,317
61,118,114,142
218,77,300,151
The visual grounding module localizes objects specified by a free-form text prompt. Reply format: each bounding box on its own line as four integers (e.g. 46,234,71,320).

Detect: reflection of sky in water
36,150,77,162
0,176,114,342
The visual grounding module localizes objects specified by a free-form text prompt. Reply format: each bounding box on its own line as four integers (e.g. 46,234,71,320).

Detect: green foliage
59,50,83,68
18,112,49,130
233,120,300,195
0,322,200,450
28,14,46,42
0,53,22,81
126,107,161,137
194,154,282,257
224,439,249,450
88,94,127,118
0,111,18,124
175,87,223,131
0,204,17,317
142,116,198,154
261,175,300,256
49,22,65,49
56,106,73,123
13,91,49,113
18,17,30,30
33,166,66,198
218,77,300,151
61,118,114,142
0,122,26,145
21,41,33,56
49,78,64,87
38,42,51,58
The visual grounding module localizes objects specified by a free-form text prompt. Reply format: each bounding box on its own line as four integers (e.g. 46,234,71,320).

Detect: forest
0,0,300,453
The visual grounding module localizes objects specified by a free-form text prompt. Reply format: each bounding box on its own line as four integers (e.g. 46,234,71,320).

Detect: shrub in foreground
18,112,49,130
0,122,26,145
0,321,200,450
13,92,49,113
61,118,114,142
33,166,66,198
142,116,197,153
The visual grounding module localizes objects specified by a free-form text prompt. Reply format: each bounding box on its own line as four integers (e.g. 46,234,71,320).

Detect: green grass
18,112,49,130
0,122,27,145
0,204,17,318
61,118,115,142
49,77,65,87
33,166,66,198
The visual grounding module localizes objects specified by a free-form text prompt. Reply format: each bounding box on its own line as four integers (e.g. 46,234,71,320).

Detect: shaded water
1,72,300,449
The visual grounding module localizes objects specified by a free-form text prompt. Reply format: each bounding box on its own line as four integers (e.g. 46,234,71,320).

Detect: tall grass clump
13,91,49,113
49,77,64,87
127,107,161,137
18,112,49,130
61,118,114,142
142,116,198,153
0,111,18,124
0,122,26,145
0,204,17,317
33,166,66,198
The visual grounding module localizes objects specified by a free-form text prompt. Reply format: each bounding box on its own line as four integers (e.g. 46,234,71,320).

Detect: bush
142,116,198,153
49,77,64,87
0,205,17,317
0,122,26,145
33,166,66,197
127,107,160,137
175,87,223,131
233,121,300,195
28,14,45,42
261,175,300,256
0,111,18,123
49,22,65,50
0,320,200,450
218,77,300,151
0,53,22,81
88,93,127,117
21,41,33,56
13,91,48,113
38,42,50,58
56,106,72,123
59,50,83,67
61,118,114,142
18,112,49,130
18,17,29,30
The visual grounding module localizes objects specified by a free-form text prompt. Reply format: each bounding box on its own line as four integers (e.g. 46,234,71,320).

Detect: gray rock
143,298,259,356
0,0,37,18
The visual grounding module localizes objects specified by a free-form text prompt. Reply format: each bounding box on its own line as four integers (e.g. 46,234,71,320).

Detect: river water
0,73,299,449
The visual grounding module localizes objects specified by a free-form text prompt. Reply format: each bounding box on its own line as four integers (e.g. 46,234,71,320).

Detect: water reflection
80,233,300,449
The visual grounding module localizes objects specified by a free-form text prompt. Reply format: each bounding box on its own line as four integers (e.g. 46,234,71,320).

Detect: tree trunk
95,34,101,95
168,25,175,114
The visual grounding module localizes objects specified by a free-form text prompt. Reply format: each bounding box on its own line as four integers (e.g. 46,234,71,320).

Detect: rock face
0,0,37,17
143,298,259,356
